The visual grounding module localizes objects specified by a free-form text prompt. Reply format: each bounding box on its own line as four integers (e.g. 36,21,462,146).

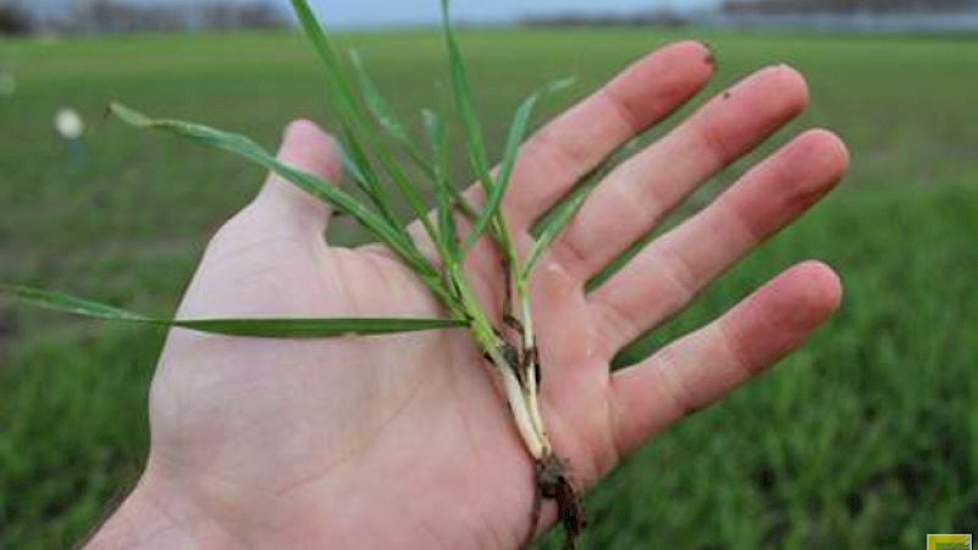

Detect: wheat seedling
1,1,628,546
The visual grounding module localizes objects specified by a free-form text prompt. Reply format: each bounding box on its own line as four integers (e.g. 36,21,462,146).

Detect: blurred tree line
0,1,31,35
0,0,287,36
722,0,977,14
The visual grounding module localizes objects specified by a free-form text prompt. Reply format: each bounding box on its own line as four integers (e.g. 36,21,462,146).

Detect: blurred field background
1,27,978,548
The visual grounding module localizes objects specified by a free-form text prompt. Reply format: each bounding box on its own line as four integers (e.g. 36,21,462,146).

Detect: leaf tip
109,102,152,128
549,77,577,93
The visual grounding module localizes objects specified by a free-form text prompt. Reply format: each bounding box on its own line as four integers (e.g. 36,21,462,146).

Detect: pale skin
89,42,849,549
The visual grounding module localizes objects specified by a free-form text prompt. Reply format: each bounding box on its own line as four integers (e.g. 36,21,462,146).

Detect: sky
31,0,723,28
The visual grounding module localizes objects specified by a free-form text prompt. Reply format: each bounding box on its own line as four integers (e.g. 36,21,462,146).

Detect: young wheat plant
1,0,623,546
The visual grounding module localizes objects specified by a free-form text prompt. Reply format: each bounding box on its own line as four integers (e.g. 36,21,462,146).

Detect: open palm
93,42,848,549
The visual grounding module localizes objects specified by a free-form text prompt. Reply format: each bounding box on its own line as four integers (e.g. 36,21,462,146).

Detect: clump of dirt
702,41,717,68
523,453,586,550
539,454,586,549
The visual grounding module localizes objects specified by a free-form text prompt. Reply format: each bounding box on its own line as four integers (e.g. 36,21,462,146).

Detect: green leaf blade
0,284,147,322
349,51,436,180
423,108,460,262
349,51,413,147
1,285,467,339
462,78,576,253
289,0,407,229
440,0,493,194
522,152,612,278
166,317,467,338
289,0,358,107
291,2,435,235
462,93,538,252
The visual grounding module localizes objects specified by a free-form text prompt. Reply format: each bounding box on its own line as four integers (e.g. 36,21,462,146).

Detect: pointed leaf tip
1,285,467,339
110,102,153,127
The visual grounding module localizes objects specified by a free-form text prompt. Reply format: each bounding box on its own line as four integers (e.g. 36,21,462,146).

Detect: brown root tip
534,454,586,550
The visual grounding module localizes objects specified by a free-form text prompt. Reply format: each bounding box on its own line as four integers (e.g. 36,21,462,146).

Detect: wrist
86,461,230,550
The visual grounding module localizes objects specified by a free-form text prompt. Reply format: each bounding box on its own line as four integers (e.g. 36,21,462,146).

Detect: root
521,475,543,550
539,454,586,550
478,274,586,548
523,453,586,550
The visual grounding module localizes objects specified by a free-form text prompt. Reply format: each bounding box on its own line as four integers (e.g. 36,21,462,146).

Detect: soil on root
523,453,586,550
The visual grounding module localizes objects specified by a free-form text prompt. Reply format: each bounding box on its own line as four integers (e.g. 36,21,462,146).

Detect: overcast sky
33,0,722,27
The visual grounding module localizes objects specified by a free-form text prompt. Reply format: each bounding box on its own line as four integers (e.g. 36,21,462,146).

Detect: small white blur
55,108,85,140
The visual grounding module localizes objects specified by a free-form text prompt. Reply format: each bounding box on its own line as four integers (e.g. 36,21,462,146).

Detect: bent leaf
0,285,466,338
109,102,436,281
349,51,410,143
350,50,435,179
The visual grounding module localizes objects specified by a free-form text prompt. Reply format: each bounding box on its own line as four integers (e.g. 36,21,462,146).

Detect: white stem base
499,363,545,460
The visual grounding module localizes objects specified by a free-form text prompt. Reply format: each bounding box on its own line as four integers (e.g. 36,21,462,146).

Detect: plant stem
517,284,550,455
449,212,585,549
495,218,554,457
449,263,548,460
494,346,546,459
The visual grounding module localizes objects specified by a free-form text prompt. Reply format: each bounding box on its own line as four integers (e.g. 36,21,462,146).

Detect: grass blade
349,51,410,143
522,185,591,277
340,137,402,226
164,317,465,338
440,0,493,194
349,50,435,179
522,154,613,278
2,285,143,321
1,285,466,338
289,0,360,117
462,95,536,252
438,2,524,272
423,108,460,261
291,0,444,253
110,103,436,281
290,0,409,231
462,78,573,252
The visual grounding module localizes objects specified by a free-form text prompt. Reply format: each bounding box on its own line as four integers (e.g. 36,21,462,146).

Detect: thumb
255,119,342,233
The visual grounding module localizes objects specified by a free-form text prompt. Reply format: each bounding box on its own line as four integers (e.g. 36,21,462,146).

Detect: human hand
90,41,847,549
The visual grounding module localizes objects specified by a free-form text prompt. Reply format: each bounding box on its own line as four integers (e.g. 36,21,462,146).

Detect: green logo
928,534,973,550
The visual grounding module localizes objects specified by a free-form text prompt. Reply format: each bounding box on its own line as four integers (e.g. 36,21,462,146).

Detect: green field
2,28,978,548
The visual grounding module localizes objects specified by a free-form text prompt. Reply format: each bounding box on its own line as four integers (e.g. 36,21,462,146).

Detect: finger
590,129,848,352
609,261,843,457
254,119,342,234
496,41,716,229
553,65,809,281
